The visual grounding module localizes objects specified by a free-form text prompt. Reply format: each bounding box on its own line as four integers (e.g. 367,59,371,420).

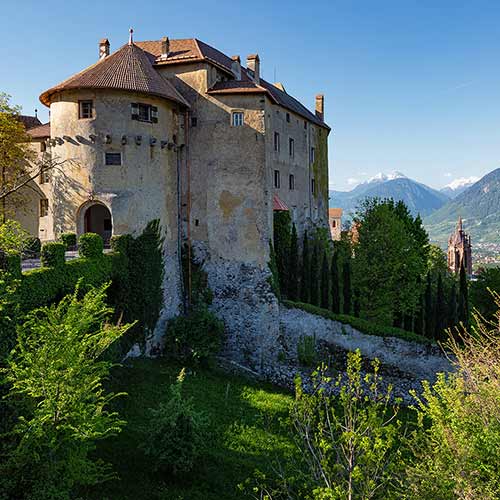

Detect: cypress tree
310,241,320,306
448,281,458,329
424,271,433,338
288,223,299,301
330,250,340,314
353,288,360,317
320,251,329,309
434,273,447,340
342,260,351,315
300,230,310,303
458,262,469,326
414,291,425,336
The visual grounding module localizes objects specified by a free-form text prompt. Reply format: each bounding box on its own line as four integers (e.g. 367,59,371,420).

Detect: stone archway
78,202,112,245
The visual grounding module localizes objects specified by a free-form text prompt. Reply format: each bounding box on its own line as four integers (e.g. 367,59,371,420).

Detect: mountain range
329,169,500,250
424,168,500,247
329,172,449,218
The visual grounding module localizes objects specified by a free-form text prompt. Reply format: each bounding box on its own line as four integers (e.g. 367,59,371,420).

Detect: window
274,132,280,152
105,152,122,165
289,138,294,158
40,168,50,184
304,120,307,130
311,178,316,195
289,174,295,190
286,112,290,123
131,103,158,123
310,147,315,163
274,170,281,189
78,100,93,119
191,117,198,127
40,199,49,217
232,111,244,126
332,220,336,228
40,141,47,152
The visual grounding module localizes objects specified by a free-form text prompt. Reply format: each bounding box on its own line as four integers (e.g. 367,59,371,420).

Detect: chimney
246,54,260,84
231,55,241,81
315,94,324,121
161,36,170,59
99,38,110,60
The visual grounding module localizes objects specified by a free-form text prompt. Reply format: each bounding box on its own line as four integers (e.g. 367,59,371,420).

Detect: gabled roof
137,38,329,129
18,115,42,130
27,122,50,139
40,43,189,108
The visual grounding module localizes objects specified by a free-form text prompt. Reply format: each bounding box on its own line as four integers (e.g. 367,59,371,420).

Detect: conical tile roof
40,43,189,107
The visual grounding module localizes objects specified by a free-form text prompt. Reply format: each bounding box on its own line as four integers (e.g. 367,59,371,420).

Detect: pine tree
320,251,329,309
424,271,434,338
448,281,458,328
300,230,310,303
434,273,447,340
331,250,340,314
288,223,299,301
458,262,469,326
310,242,320,306
343,260,352,315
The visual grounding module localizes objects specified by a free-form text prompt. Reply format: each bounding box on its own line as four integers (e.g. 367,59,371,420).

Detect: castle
447,217,472,275
16,31,330,367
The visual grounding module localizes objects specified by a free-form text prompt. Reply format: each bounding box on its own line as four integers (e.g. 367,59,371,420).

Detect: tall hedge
273,211,291,297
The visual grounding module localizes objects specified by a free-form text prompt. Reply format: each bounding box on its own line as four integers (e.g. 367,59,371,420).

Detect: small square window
105,152,122,166
232,111,244,126
289,138,294,158
274,132,280,152
79,100,93,119
274,170,280,189
289,174,295,190
40,199,49,217
191,117,198,127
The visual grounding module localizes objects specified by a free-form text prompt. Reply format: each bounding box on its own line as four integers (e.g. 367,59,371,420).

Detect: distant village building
447,217,472,275
328,208,342,240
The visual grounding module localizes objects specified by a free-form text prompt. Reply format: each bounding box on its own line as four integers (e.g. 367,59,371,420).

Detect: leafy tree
141,368,209,475
352,199,424,325
300,230,310,303
470,267,500,322
343,259,352,315
0,219,30,253
1,283,131,499
310,241,320,306
273,211,291,296
434,273,447,340
320,251,329,309
424,271,434,338
288,223,299,301
448,281,458,329
458,262,469,326
406,293,500,499
330,250,340,314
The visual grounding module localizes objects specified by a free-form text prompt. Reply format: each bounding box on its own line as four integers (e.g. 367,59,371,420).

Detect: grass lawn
85,358,296,500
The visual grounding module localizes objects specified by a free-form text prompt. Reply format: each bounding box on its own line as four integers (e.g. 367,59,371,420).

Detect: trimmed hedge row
283,300,432,345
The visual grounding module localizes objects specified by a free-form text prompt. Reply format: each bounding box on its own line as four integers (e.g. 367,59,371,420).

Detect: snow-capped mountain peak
366,171,407,184
444,176,479,191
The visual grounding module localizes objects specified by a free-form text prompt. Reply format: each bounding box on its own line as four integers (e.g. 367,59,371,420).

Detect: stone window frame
289,137,295,158
39,198,49,217
105,152,122,166
274,132,280,152
78,100,93,120
274,170,281,189
231,110,244,127
289,174,295,190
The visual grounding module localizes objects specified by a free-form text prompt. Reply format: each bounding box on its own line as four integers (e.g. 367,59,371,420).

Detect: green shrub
284,300,431,344
40,242,66,268
110,234,133,255
22,236,41,257
166,308,224,365
297,334,317,366
0,220,30,253
59,232,77,248
141,368,209,475
1,283,131,499
0,250,21,278
78,233,104,259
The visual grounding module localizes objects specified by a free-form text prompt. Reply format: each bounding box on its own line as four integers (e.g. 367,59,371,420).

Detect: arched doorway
82,203,112,245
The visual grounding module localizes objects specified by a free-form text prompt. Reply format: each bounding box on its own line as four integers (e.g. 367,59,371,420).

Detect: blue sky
2,0,500,191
